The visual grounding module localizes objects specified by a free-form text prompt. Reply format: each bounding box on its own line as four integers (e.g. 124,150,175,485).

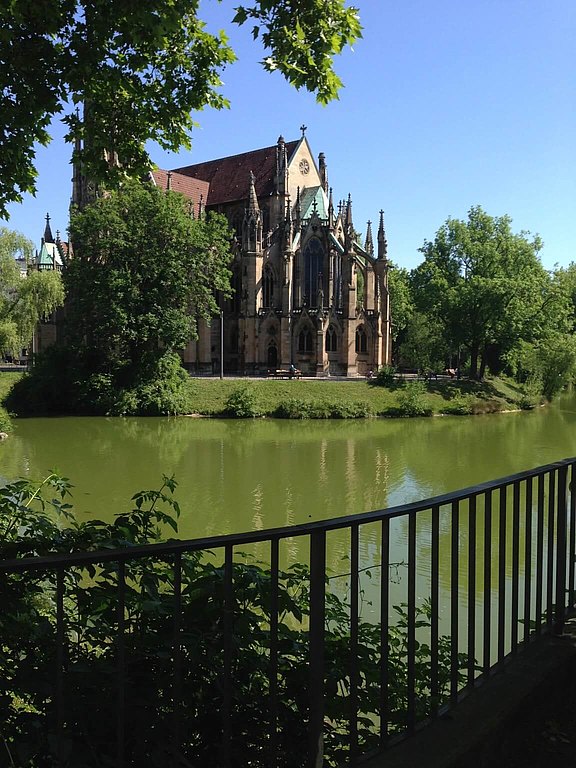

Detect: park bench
267,368,302,379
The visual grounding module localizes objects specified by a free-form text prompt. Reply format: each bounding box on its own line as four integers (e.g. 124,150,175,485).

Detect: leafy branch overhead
0,0,362,217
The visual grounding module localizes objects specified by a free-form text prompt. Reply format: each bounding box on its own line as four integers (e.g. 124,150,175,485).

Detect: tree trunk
470,346,479,379
479,351,487,380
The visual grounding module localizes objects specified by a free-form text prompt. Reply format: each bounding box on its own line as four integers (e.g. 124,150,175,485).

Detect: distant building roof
150,169,210,216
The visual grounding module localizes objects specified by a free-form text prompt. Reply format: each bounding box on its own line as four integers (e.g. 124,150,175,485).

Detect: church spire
43,213,54,244
377,210,388,261
248,170,259,214
243,170,262,252
365,220,374,257
328,187,334,228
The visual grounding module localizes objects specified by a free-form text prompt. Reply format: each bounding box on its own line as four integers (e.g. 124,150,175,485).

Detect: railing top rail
2,457,574,572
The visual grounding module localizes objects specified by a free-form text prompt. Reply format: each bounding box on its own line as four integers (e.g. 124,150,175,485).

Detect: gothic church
151,132,392,376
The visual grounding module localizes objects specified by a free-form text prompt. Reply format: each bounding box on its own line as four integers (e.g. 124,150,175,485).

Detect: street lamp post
220,308,224,380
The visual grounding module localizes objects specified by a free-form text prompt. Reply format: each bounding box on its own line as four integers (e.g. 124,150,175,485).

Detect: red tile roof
171,140,299,207
151,169,210,214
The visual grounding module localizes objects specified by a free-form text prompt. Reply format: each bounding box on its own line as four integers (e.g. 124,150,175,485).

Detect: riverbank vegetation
2,369,531,419
389,207,576,399
0,474,466,767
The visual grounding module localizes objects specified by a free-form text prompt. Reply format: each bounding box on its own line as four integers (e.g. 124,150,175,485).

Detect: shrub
274,397,311,418
372,365,396,387
441,395,474,416
0,475,468,768
0,405,12,432
395,381,432,417
224,385,260,417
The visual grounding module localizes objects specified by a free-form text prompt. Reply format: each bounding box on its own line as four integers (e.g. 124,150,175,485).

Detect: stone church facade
152,133,392,376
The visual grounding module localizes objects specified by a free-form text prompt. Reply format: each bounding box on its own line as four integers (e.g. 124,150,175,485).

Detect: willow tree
0,228,64,357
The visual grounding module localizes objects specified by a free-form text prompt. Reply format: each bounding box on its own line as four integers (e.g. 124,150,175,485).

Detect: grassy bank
0,371,535,419
185,375,532,418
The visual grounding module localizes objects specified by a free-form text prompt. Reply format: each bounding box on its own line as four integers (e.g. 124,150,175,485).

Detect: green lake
2,396,575,647
1,395,575,540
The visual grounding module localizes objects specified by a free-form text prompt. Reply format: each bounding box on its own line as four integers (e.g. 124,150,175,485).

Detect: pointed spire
198,194,204,220
365,220,374,257
318,152,328,193
345,194,353,229
43,213,54,244
248,170,259,213
328,187,334,227
377,210,388,261
294,186,301,226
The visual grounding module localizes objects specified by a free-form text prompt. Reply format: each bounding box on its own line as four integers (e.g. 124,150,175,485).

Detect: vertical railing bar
407,512,417,732
523,477,533,645
221,545,234,768
555,466,568,634
171,552,182,766
308,530,326,768
350,523,360,762
510,481,520,653
450,500,459,705
535,472,545,635
379,518,390,747
546,471,556,629
497,486,507,664
569,462,576,609
117,558,126,768
269,537,280,768
56,567,65,762
483,490,492,677
430,505,440,717
467,495,477,686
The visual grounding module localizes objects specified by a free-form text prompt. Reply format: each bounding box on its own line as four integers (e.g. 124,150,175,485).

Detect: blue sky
4,0,575,271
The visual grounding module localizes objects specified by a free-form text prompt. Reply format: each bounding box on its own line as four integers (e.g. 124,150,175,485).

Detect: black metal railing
1,458,575,767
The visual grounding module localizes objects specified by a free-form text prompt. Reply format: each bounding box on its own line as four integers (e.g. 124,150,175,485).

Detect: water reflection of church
152,131,392,376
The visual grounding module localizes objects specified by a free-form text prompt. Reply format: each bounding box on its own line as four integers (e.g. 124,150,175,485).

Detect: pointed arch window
303,237,324,307
267,340,278,368
355,326,368,354
298,327,313,353
325,325,338,353
263,264,274,308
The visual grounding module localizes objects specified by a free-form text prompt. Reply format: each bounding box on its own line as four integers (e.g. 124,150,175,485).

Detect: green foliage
394,381,433,418
372,365,396,387
65,181,232,364
0,228,64,356
509,335,576,401
8,182,233,416
397,311,447,374
6,347,191,416
0,474,467,767
225,385,260,418
0,406,12,432
274,397,372,419
0,0,361,216
388,263,414,342
412,206,548,380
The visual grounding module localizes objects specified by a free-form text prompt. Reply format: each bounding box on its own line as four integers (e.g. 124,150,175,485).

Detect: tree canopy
0,227,64,356
411,206,547,379
0,0,362,217
65,180,232,371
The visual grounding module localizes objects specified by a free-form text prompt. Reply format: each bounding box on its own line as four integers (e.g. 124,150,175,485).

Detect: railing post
555,465,568,634
309,530,326,768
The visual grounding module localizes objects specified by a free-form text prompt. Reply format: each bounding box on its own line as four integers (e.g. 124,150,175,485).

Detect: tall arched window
298,327,313,353
303,238,324,307
325,325,338,352
263,265,274,308
355,326,367,354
